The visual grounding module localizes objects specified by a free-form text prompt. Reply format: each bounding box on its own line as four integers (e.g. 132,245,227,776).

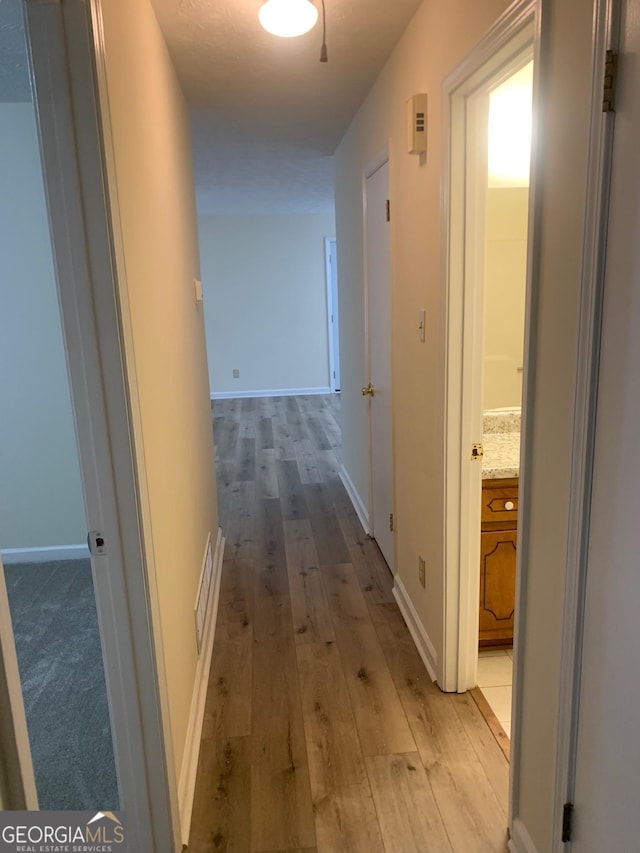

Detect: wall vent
194,533,213,653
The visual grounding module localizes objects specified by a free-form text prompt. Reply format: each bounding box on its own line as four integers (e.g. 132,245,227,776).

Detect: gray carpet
4,558,119,810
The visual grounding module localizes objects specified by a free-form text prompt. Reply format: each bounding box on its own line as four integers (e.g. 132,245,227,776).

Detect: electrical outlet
418,555,426,588
232,369,240,379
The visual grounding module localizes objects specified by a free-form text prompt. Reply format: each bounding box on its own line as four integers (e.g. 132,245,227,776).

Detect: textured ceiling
151,0,423,214
0,0,31,102
1,0,423,213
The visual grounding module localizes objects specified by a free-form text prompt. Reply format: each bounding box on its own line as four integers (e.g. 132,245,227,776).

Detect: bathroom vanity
479,413,520,647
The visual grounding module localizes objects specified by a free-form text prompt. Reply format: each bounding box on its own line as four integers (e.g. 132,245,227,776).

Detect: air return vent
194,533,213,653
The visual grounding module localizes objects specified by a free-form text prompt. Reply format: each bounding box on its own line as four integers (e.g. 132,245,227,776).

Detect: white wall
199,213,335,395
0,103,85,550
335,2,598,848
483,187,528,410
334,0,511,680
99,0,219,790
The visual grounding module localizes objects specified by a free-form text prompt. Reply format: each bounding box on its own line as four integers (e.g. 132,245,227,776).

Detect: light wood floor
188,394,509,853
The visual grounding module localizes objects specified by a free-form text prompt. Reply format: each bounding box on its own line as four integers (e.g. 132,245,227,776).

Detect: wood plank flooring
188,394,509,853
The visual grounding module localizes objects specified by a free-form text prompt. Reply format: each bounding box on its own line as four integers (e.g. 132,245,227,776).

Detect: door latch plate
88,530,107,556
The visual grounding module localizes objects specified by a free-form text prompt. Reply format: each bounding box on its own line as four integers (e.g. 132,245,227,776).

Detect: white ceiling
150,0,423,214
0,0,423,213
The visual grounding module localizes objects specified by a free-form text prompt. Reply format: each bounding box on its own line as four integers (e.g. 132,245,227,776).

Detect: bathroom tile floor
477,649,513,738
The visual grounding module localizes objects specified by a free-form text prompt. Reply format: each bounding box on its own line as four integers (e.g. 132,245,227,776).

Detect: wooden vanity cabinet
479,477,518,647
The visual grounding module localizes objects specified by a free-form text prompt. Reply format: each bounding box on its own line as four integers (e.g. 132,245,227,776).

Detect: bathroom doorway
474,61,533,741
442,1,538,726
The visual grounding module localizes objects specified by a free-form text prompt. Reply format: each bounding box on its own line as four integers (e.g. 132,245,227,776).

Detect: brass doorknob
361,383,375,397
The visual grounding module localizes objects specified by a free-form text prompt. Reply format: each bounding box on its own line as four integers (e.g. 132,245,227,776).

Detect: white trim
339,465,370,534
508,818,539,853
551,1,619,849
1,545,89,565
0,554,38,809
178,529,225,848
441,0,538,696
325,236,340,393
393,577,438,682
87,0,182,844
507,1,544,835
210,387,331,400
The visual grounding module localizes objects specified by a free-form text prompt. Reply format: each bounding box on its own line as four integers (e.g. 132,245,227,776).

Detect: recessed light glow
488,62,533,187
259,0,319,38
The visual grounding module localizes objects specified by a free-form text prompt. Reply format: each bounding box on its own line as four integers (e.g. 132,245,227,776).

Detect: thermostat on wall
406,93,428,155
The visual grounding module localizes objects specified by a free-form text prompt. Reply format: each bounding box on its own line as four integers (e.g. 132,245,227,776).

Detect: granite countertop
481,409,521,479
482,431,521,480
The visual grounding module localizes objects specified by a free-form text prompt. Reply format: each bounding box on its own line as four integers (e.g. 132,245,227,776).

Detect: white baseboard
339,465,370,533
393,576,438,682
0,544,89,565
211,386,332,400
508,818,538,853
178,528,225,848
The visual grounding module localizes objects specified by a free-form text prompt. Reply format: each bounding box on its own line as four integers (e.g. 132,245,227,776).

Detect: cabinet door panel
479,529,516,646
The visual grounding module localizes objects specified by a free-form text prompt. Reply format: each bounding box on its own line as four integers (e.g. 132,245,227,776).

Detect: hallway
188,395,509,852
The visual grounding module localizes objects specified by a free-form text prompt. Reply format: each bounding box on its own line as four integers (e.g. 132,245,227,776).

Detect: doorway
442,10,537,698
475,61,533,739
363,155,394,572
0,1,176,845
0,16,118,813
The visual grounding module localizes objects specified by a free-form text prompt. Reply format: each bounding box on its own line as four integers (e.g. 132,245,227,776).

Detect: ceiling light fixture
258,0,319,38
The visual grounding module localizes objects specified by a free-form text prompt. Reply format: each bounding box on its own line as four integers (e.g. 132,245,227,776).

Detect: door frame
0,554,37,810
325,236,340,393
442,0,540,695
550,0,619,848
1,1,180,847
362,148,393,552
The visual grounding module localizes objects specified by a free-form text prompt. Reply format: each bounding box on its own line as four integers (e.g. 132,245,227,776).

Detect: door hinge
562,802,574,843
471,443,484,460
386,199,391,222
389,513,394,532
603,49,618,112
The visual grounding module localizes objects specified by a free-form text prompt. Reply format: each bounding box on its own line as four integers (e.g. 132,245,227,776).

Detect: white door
365,160,394,571
571,4,640,848
326,238,341,392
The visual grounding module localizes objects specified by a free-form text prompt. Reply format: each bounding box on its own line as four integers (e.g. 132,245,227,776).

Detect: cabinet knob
505,500,515,511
